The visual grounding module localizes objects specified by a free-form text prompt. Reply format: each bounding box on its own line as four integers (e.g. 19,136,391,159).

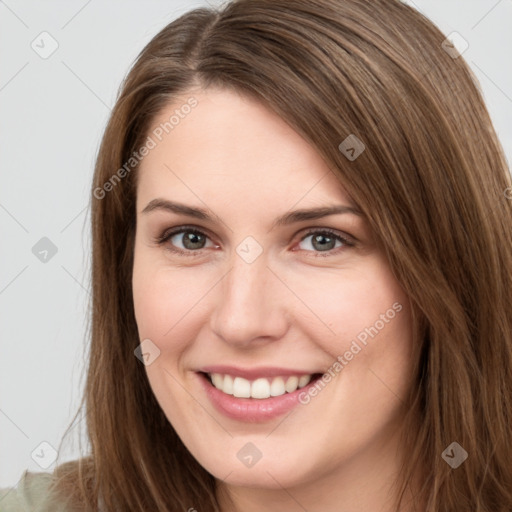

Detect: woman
2,0,511,510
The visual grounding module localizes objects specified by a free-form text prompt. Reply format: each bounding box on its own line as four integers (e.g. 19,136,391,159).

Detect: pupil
184,232,204,249
313,234,334,251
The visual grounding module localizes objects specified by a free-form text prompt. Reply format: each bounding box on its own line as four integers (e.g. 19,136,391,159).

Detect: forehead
136,87,353,211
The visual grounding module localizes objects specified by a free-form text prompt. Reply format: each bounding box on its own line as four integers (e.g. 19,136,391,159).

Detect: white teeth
233,377,251,398
208,373,314,399
298,375,312,388
285,376,299,393
251,378,270,399
269,377,285,397
211,373,223,389
223,374,234,394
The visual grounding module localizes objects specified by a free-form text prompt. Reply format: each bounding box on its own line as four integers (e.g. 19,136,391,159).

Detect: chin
196,446,314,489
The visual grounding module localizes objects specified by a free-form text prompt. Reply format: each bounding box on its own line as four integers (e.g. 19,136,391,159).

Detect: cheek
133,253,197,338
294,260,414,404
291,261,408,345
132,258,203,419
132,251,217,368
132,276,173,341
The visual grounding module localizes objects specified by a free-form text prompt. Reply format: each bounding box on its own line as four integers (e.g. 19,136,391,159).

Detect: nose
209,248,289,348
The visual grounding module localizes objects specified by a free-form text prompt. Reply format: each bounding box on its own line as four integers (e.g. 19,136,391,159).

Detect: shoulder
0,469,68,512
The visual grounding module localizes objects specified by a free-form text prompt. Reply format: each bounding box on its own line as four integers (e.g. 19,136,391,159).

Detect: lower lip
197,372,322,422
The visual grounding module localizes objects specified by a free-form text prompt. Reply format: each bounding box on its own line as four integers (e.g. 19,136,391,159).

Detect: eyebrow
141,198,363,229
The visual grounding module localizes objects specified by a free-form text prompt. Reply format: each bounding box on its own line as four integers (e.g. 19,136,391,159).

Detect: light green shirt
0,470,68,512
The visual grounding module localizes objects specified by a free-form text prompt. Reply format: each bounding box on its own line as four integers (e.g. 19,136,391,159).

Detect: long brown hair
49,0,512,510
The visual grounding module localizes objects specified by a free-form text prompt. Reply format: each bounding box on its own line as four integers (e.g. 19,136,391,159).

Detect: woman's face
132,86,414,493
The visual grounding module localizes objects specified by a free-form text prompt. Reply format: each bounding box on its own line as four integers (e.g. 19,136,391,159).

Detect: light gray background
1,0,511,488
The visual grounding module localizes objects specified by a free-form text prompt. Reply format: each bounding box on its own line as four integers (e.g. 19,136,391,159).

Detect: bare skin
132,86,420,512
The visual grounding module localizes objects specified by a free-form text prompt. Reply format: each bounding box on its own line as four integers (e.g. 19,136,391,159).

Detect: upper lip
198,365,322,380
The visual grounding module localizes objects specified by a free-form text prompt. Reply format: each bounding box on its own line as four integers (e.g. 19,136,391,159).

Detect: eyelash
154,225,355,258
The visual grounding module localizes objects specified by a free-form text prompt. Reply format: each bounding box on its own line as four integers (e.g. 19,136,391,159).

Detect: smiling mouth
200,372,323,400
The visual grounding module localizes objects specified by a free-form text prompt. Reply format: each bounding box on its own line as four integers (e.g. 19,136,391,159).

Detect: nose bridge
210,247,286,345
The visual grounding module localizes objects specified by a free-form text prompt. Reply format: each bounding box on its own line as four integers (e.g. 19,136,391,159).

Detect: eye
295,228,354,256
154,226,354,257
155,226,217,256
